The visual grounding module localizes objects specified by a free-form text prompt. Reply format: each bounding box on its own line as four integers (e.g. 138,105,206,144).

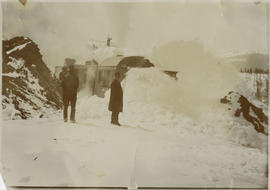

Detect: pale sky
2,0,268,70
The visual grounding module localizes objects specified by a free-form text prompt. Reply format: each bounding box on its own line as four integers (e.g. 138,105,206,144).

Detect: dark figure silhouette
61,65,79,123
59,66,67,94
59,67,66,82
109,72,123,126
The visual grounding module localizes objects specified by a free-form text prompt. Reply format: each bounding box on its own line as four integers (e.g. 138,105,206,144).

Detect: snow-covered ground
1,68,268,188
2,116,267,188
237,73,268,111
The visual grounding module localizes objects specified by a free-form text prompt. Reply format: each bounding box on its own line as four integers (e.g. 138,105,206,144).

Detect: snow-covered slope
237,73,268,108
221,91,268,135
2,37,62,120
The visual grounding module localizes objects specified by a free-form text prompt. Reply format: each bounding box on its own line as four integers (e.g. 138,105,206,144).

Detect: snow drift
76,67,267,151
151,40,239,117
76,40,268,152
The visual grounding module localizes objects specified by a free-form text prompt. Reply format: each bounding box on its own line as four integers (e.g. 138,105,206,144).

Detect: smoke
104,3,132,47
2,1,267,72
2,2,133,70
81,67,97,96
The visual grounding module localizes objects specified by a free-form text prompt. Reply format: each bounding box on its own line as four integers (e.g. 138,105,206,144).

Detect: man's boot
115,120,121,126
111,112,116,124
115,113,121,126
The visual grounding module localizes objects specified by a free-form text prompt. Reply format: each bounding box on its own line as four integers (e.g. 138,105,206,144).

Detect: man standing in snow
109,72,123,126
61,63,79,123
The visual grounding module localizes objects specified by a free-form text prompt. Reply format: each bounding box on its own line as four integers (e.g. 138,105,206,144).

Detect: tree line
240,68,269,74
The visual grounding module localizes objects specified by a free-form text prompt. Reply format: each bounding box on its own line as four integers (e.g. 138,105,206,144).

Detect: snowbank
151,41,239,116
76,68,267,151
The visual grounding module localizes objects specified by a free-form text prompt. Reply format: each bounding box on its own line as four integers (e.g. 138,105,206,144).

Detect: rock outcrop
2,36,62,119
221,91,268,135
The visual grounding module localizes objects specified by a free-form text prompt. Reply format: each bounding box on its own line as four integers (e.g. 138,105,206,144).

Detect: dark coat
59,71,65,82
59,71,65,88
61,71,79,96
109,79,123,112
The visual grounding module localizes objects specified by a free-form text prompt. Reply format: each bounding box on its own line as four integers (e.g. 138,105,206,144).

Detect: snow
2,115,267,187
1,72,22,78
6,41,31,55
3,59,44,94
0,174,6,190
90,47,123,63
76,68,268,151
2,57,58,120
237,73,268,111
1,96,22,120
7,57,24,70
90,46,144,64
2,67,268,188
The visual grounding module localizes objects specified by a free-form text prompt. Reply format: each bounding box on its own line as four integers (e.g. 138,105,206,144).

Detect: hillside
2,36,62,119
223,53,268,71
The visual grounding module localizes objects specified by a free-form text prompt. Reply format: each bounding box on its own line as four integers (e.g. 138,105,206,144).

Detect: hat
64,58,76,66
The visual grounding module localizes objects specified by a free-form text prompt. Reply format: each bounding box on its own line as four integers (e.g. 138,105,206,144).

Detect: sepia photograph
1,0,269,189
